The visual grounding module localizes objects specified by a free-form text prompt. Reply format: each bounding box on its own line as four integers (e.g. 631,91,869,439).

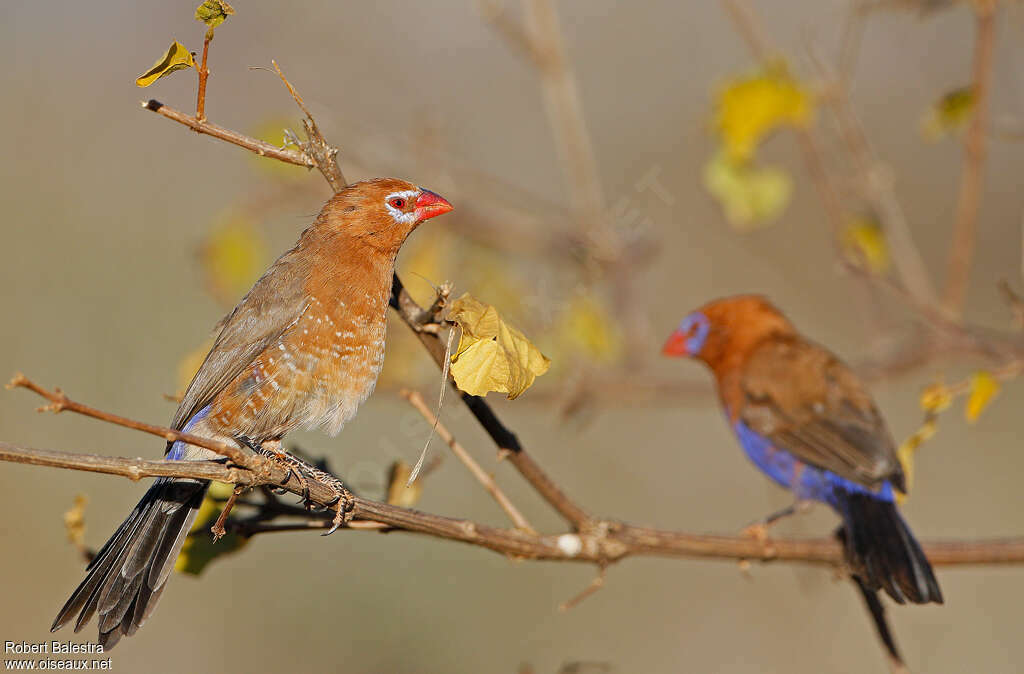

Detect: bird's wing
171,246,311,432
738,335,904,491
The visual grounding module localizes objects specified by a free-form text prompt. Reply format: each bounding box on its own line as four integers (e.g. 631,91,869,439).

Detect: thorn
558,566,607,612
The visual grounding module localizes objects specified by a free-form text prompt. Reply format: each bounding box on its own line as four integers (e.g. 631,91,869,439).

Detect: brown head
310,177,453,255
662,295,796,375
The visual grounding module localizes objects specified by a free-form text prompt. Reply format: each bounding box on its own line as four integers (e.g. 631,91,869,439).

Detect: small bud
557,533,583,557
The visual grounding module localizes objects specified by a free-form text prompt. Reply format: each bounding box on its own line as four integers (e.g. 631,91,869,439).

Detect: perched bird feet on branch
740,500,809,540
251,439,313,506
740,500,810,555
250,438,355,533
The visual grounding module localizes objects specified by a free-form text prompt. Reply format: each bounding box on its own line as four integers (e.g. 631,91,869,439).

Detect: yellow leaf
842,216,890,273
195,0,235,28
895,418,938,504
557,295,622,363
199,215,269,306
715,64,813,163
136,41,195,88
703,151,792,229
965,370,1000,423
386,461,423,508
63,494,88,549
919,381,952,413
175,481,248,575
921,87,974,142
177,339,213,394
247,117,308,180
448,293,551,399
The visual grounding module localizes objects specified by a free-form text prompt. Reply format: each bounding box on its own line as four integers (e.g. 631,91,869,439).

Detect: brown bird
51,178,453,647
663,295,942,606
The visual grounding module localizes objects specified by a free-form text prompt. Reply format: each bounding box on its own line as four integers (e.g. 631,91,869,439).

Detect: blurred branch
2,439,1023,567
942,1,997,317
400,388,537,534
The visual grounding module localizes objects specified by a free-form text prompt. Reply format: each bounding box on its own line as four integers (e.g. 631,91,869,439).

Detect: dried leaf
63,494,88,549
842,216,890,273
195,0,235,28
175,481,248,575
448,293,551,399
715,64,812,162
703,151,792,229
386,461,423,507
136,41,195,88
965,370,1000,423
921,87,974,142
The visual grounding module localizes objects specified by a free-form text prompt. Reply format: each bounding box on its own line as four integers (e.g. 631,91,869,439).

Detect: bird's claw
322,486,355,536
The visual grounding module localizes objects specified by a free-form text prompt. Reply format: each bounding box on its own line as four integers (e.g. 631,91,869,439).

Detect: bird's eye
389,197,406,209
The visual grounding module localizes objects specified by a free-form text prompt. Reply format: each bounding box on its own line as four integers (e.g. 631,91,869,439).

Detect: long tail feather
834,490,943,605
52,478,208,647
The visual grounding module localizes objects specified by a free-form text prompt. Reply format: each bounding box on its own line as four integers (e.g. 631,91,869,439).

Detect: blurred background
1,0,1023,672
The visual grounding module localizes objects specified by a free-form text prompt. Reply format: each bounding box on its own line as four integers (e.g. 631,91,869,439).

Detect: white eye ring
384,189,419,225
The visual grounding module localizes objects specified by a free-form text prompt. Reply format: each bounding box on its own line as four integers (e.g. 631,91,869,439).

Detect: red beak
415,189,453,222
662,330,689,357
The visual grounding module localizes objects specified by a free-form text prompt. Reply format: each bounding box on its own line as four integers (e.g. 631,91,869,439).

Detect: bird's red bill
662,330,689,357
415,189,453,221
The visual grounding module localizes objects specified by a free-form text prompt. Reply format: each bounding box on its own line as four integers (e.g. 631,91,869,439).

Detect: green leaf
195,0,235,28
136,41,196,88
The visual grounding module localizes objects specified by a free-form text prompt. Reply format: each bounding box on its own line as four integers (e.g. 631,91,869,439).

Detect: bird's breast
209,291,389,441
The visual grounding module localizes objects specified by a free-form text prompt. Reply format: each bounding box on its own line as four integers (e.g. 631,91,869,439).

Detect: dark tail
850,573,905,667
833,490,943,605
51,478,208,648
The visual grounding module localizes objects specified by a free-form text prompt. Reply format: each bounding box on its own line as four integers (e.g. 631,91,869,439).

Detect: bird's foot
250,441,355,533
740,501,809,555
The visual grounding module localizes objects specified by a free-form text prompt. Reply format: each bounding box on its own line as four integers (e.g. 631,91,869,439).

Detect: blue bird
663,295,942,605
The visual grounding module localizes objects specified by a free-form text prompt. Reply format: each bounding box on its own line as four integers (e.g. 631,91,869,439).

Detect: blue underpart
732,420,894,509
165,404,212,461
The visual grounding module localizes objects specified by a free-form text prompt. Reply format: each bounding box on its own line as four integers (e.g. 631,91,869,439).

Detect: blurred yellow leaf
703,151,792,229
247,117,308,180
448,293,551,399
895,418,938,504
200,215,269,306
175,481,248,576
136,41,195,87
965,370,1000,423
63,494,88,549
921,87,974,142
195,0,235,28
842,216,890,273
177,339,213,394
715,64,812,162
920,381,952,413
557,295,622,363
386,461,423,507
